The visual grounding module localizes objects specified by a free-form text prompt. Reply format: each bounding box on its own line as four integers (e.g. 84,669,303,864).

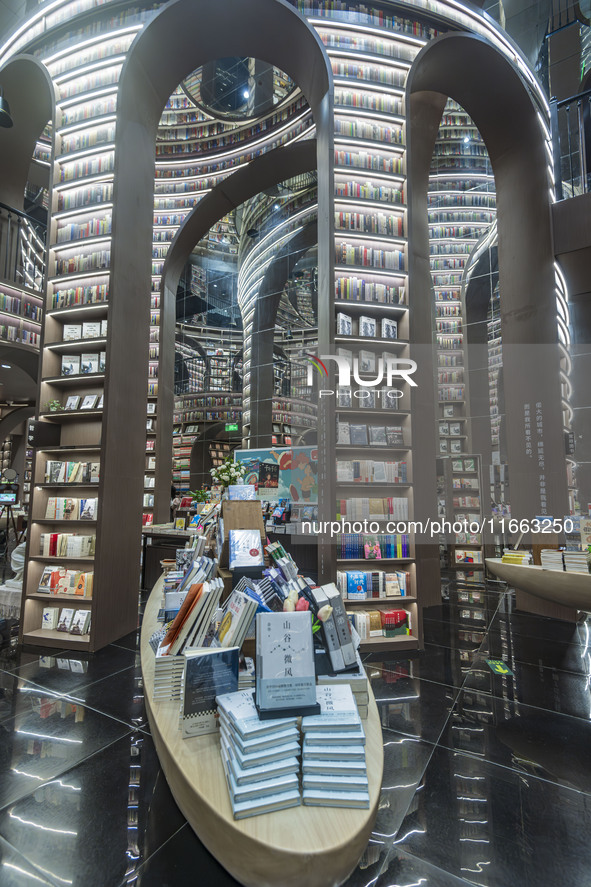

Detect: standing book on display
181,646,239,738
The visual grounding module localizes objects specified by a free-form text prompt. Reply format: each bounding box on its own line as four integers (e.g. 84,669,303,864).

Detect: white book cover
82,321,101,338
216,689,297,738
228,529,263,569
301,685,361,733
359,316,376,338
255,611,316,712
41,608,59,630
62,323,81,341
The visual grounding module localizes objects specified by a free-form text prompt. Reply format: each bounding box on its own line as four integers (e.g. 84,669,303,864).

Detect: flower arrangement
210,454,246,490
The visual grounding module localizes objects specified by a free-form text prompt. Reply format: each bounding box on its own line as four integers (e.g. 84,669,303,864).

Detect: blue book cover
347,571,367,599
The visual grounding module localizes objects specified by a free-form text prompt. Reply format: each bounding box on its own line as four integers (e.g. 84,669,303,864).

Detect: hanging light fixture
0,88,13,128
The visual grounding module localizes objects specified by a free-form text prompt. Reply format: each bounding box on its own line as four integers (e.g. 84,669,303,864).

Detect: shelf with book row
23,62,113,649
0,282,44,348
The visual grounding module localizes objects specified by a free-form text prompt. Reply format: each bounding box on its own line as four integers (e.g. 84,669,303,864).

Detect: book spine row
336,533,410,559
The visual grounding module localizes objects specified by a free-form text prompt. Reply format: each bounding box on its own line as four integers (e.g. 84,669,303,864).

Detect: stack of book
154,579,224,700
217,690,301,820
564,551,590,573
540,549,564,571
301,685,369,808
317,652,369,718
501,549,532,564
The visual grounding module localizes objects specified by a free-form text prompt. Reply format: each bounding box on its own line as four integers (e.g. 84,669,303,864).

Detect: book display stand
141,571,383,887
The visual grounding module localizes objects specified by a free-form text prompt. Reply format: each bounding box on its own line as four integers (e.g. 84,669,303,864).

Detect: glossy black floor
0,574,590,887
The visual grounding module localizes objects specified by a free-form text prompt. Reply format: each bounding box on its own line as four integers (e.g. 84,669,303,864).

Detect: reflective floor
0,575,590,886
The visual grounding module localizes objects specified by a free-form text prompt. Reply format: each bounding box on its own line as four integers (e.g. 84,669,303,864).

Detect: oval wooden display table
486,558,591,612
140,576,384,887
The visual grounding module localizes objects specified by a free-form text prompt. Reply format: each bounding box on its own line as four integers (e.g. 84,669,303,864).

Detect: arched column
0,55,55,209
107,0,332,580
407,33,569,544
156,139,318,519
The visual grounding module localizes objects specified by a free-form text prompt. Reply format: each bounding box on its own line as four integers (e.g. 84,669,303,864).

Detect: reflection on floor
0,575,590,886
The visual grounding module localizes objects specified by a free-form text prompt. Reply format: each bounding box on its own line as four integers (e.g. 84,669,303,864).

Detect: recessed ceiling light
242,89,249,99
1,364,10,369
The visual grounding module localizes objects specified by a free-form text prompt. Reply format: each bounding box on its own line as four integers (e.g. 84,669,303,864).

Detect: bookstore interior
0,0,590,884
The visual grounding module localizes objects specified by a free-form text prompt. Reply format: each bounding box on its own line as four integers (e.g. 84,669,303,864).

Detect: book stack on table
317,652,369,719
217,690,302,820
301,685,369,809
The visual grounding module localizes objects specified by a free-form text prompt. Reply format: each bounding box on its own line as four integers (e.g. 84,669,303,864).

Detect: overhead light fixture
463,136,470,144
1,364,10,369
0,88,13,128
242,89,249,99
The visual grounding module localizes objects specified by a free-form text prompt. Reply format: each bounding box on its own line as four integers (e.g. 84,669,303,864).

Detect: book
69,609,91,635
181,647,239,738
358,350,376,373
80,353,99,374
385,426,404,446
80,395,99,410
303,726,365,745
301,685,361,733
228,529,264,569
229,787,301,819
302,788,369,808
211,590,258,649
99,351,106,372
381,318,398,339
255,611,317,712
79,498,97,520
369,425,387,446
216,690,297,739
38,566,59,594
41,607,59,630
61,355,80,376
226,752,299,786
64,395,80,411
337,421,350,445
337,387,352,408
82,321,101,338
336,312,352,336
63,323,81,341
349,424,368,446
359,315,376,338
56,608,75,631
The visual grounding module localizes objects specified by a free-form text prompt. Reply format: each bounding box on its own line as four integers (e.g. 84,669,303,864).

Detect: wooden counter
140,575,384,887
